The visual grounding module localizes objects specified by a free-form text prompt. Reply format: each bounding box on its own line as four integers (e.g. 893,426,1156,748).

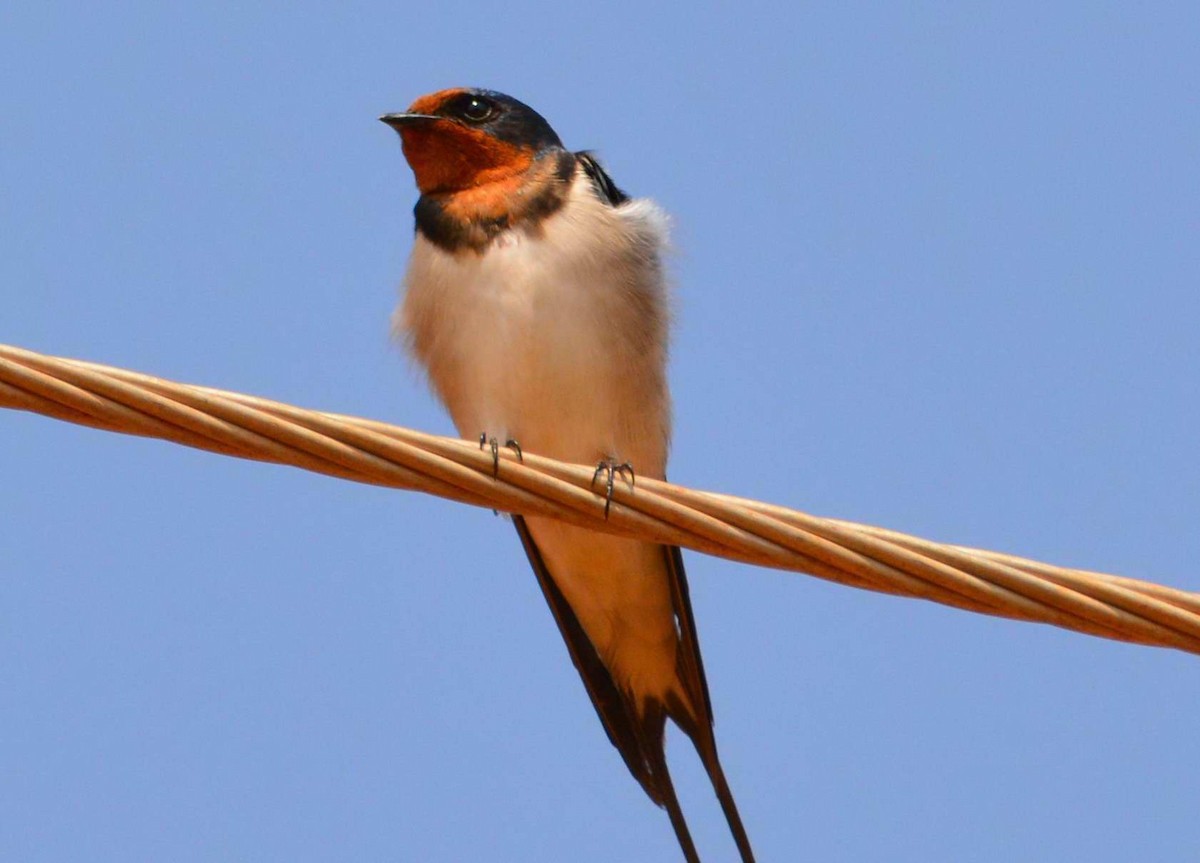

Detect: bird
381,87,755,863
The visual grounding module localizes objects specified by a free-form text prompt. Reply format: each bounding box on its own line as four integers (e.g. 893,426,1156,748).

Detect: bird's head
380,88,564,196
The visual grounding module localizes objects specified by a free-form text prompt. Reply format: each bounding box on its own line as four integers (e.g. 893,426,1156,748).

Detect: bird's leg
479,433,522,479
479,432,499,477
591,458,635,519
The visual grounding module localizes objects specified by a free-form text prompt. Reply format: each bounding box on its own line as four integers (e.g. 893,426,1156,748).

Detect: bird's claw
479,433,522,479
592,459,635,519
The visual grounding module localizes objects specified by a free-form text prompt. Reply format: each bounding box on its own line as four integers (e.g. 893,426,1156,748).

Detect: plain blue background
3,3,1198,861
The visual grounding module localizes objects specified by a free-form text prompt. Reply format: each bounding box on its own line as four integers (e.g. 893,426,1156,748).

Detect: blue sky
2,3,1198,861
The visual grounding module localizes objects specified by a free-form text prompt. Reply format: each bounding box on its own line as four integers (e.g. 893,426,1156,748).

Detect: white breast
397,178,673,474
396,175,686,702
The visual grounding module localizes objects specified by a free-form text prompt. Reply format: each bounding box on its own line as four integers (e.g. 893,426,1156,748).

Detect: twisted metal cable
3,342,1198,655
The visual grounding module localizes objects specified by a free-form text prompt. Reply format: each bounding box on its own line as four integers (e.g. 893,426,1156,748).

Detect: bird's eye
459,97,495,123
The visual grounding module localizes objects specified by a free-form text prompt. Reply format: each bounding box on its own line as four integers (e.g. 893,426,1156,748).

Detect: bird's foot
479,433,522,479
591,458,635,519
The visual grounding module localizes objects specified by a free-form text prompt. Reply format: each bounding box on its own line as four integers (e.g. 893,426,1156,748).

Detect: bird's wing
511,514,662,803
575,151,630,206
662,542,756,862
513,515,759,863
663,542,713,728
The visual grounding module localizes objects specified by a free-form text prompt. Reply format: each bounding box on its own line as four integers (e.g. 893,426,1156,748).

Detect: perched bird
382,87,754,863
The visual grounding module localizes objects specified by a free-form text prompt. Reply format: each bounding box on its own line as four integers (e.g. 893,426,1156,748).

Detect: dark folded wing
511,515,661,804
575,151,630,206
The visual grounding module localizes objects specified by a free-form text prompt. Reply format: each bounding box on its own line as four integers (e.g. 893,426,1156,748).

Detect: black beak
379,112,440,131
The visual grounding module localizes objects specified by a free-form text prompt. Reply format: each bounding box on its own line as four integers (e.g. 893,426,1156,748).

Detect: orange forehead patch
407,87,468,116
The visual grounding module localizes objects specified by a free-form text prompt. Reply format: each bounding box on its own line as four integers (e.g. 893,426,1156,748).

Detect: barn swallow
382,88,754,863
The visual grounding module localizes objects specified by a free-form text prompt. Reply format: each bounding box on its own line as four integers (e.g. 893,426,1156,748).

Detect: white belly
432,235,621,461
396,189,684,702
398,190,672,473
